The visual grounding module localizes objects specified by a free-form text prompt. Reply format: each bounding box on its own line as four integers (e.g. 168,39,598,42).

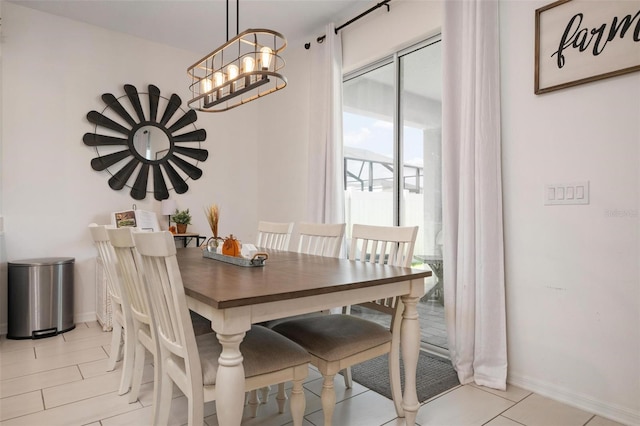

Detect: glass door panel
343,62,395,230
399,40,446,351
343,37,446,352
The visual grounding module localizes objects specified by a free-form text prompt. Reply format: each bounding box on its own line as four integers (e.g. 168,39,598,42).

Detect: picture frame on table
535,0,640,94
112,209,160,231
114,210,136,228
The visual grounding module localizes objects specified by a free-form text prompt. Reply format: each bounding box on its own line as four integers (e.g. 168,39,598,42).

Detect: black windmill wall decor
83,84,208,201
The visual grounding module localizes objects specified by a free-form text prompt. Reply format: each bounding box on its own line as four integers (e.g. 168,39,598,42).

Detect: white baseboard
75,311,98,324
509,372,640,426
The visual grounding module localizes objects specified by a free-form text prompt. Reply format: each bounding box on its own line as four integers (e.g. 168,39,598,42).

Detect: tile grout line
498,392,536,425
583,414,597,425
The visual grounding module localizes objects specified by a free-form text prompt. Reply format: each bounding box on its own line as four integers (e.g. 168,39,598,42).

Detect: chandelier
187,0,287,113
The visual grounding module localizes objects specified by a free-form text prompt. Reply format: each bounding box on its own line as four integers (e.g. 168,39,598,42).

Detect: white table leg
400,294,421,426
215,332,246,426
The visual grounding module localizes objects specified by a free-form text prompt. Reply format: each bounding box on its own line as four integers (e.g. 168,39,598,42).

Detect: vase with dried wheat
205,204,221,251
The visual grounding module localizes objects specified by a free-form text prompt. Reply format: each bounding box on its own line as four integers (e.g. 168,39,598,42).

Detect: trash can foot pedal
32,327,58,339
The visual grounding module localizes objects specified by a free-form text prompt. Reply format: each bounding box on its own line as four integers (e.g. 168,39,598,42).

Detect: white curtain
306,23,345,225
442,0,507,390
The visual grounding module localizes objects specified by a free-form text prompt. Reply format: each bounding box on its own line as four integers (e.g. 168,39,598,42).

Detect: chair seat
273,315,391,362
196,325,310,386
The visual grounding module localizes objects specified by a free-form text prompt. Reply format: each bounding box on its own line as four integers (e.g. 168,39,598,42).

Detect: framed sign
535,0,640,94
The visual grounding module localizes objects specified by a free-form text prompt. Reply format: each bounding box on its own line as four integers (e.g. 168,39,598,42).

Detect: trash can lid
9,257,75,266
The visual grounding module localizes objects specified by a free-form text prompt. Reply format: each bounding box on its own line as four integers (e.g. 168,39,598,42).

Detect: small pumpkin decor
222,234,242,257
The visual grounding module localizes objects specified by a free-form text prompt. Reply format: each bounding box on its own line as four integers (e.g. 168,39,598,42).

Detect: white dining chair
132,231,310,426
296,222,346,258
273,224,419,426
106,227,160,415
258,222,346,403
296,221,347,385
256,221,293,250
88,224,135,396
266,223,346,326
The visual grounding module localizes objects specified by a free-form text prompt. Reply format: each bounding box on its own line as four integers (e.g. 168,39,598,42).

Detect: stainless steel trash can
7,257,75,339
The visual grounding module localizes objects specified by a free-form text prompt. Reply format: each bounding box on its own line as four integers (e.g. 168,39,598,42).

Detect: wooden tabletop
176,248,431,309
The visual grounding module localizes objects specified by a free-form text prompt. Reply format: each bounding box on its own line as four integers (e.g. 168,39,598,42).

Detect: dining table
176,247,432,426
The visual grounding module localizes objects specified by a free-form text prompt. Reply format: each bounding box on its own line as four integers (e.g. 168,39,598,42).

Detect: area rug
346,351,460,403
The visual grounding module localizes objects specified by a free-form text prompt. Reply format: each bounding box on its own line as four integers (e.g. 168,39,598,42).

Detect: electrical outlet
545,181,589,205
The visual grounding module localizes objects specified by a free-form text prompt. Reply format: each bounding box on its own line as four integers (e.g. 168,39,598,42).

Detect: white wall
254,42,311,225
0,0,3,215
500,1,639,424
0,1,5,330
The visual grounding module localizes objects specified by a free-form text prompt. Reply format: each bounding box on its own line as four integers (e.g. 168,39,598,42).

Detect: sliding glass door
343,36,446,353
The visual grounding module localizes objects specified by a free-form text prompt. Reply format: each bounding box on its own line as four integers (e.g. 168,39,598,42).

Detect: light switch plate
545,181,589,205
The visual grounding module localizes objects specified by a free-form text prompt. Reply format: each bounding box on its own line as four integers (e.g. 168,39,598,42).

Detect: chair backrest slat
107,228,150,324
347,224,419,321
146,254,177,344
256,221,293,250
296,222,345,258
89,224,124,304
349,224,418,267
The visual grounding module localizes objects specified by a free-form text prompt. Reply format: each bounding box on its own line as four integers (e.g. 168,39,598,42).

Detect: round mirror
83,84,208,201
133,125,171,161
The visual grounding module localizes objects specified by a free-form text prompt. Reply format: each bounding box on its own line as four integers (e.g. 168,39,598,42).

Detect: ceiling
6,0,374,54
7,0,441,110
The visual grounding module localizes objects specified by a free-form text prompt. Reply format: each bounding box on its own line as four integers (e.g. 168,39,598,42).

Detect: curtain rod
304,0,391,49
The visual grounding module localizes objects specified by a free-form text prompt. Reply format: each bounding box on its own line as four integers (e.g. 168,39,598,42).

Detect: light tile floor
0,322,625,426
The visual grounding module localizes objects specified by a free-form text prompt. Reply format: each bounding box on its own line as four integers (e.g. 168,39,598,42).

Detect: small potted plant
171,209,192,234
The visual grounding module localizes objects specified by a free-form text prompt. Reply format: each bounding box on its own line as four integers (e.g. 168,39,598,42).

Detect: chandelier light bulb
227,64,239,80
242,56,255,73
213,71,224,88
242,56,256,86
260,46,273,70
201,78,213,93
227,64,239,92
